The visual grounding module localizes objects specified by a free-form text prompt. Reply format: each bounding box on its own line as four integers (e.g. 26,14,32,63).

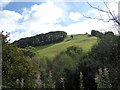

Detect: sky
0,0,119,42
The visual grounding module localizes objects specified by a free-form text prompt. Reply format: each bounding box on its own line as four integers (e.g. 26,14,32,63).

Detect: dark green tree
91,30,103,38
13,31,67,48
90,32,120,88
21,46,37,58
2,32,37,88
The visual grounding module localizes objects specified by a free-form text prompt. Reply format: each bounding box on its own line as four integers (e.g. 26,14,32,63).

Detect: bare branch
85,1,120,24
103,1,120,25
83,14,114,22
84,1,120,34
87,2,109,13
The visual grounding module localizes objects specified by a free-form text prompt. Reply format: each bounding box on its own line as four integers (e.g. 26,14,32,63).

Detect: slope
35,34,98,60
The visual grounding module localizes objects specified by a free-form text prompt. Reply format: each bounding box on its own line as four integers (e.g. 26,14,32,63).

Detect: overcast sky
0,0,119,42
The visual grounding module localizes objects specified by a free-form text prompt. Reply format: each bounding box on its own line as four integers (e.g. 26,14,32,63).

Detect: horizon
0,0,119,42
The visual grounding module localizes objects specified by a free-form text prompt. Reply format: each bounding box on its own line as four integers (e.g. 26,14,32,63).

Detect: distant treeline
13,31,67,48
91,30,114,38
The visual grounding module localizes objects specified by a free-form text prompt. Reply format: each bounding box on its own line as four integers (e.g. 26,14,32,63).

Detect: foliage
52,52,74,79
90,31,120,88
80,72,84,89
95,68,112,88
104,31,114,36
13,31,67,48
65,46,83,58
51,46,84,89
91,30,103,38
46,71,55,88
50,31,120,89
21,46,37,58
3,30,120,89
2,32,37,88
71,35,73,39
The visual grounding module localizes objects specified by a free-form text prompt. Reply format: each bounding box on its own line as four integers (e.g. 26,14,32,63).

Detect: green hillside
35,34,98,59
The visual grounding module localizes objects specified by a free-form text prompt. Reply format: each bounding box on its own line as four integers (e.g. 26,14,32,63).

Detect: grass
35,34,98,60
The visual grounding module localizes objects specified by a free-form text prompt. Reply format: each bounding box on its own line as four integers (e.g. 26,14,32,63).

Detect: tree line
33,30,120,89
2,30,120,89
13,31,67,48
52,30,120,89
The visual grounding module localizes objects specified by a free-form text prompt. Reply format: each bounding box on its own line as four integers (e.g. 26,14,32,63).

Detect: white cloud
1,1,65,42
0,10,22,32
55,19,112,35
84,1,119,34
20,1,64,35
104,1,118,15
87,1,118,20
22,1,64,23
68,1,119,34
0,1,119,43
69,12,83,21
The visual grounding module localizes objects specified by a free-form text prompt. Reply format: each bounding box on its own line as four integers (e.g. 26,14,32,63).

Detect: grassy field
35,34,98,60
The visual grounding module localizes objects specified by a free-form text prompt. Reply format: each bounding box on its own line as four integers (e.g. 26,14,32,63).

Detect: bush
21,46,37,58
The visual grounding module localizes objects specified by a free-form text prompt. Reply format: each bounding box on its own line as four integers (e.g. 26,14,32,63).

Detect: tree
65,46,83,58
83,1,120,87
90,32,120,88
13,31,67,48
2,31,37,88
91,30,103,38
21,46,37,58
84,1,120,34
71,35,73,39
104,31,114,35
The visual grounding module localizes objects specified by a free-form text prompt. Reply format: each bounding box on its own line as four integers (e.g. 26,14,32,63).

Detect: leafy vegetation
91,30,103,38
2,30,120,89
2,32,38,88
13,31,67,48
20,46,37,58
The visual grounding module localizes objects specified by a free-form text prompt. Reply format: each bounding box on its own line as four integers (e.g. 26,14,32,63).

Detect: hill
35,34,98,60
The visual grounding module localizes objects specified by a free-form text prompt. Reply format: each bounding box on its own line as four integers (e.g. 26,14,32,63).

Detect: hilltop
35,34,98,59
13,31,98,60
